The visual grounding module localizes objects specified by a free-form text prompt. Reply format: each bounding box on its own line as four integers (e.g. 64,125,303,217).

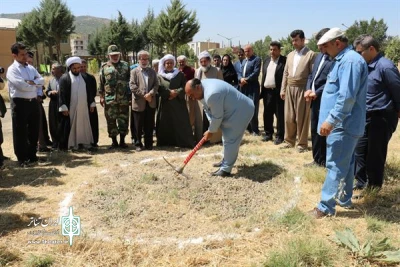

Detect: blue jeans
317,129,360,215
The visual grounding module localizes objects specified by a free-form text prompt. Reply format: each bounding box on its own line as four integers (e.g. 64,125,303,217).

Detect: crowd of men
3,27,400,214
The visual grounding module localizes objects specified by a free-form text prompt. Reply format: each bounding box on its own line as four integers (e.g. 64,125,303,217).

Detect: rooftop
0,18,21,29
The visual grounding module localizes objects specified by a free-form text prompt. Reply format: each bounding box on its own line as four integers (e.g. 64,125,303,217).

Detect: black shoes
262,135,273,142
274,138,283,145
211,169,231,177
119,135,128,148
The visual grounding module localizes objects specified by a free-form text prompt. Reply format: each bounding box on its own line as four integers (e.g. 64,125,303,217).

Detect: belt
13,97,37,102
264,87,276,90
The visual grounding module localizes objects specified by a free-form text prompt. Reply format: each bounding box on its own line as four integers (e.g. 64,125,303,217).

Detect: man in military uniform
99,45,131,148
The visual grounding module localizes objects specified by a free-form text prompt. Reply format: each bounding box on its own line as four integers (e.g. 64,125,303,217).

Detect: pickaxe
163,136,207,175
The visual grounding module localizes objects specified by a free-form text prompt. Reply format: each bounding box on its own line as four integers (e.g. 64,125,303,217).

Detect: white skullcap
198,51,211,60
152,59,160,66
158,54,176,74
317,27,344,45
66,56,82,68
177,55,187,61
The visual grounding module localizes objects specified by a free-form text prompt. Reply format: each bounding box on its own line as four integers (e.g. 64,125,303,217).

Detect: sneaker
262,135,273,142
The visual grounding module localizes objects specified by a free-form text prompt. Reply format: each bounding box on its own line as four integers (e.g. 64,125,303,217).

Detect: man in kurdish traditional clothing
58,57,96,151
185,78,254,177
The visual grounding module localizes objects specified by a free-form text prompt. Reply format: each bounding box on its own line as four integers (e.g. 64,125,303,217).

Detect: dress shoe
119,142,128,149
211,169,231,177
109,142,119,149
262,135,273,142
308,207,330,219
38,147,52,152
274,138,283,145
212,160,223,167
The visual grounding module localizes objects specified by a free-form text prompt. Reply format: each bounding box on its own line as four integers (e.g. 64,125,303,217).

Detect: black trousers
262,88,284,139
355,110,398,188
12,98,39,163
310,97,326,165
133,103,156,149
0,120,3,165
130,107,137,143
244,89,260,134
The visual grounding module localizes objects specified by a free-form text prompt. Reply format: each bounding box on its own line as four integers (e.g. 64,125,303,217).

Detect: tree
106,11,133,61
140,8,155,51
131,19,144,63
279,35,294,56
384,36,400,64
177,43,197,66
252,36,272,61
38,0,75,62
148,15,167,58
307,36,319,52
155,0,200,56
16,10,44,66
345,18,388,46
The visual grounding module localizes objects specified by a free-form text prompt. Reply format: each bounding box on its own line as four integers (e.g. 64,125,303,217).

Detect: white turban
66,56,82,68
198,51,211,61
158,54,176,75
158,54,179,80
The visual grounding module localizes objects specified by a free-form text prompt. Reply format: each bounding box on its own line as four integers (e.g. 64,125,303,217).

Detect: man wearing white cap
195,51,223,143
309,28,368,218
58,56,96,151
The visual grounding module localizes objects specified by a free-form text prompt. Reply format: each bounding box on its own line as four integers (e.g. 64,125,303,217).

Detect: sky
1,0,399,46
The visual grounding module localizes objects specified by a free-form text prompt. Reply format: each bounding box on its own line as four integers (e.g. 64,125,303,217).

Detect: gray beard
200,65,211,73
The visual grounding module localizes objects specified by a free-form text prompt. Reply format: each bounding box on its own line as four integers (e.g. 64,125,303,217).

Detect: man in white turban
195,51,223,143
57,56,96,151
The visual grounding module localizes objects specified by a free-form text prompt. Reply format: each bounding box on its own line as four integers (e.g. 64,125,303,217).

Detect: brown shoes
308,207,330,219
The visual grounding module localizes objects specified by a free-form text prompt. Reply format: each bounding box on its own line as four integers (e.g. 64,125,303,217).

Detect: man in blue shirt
353,35,400,190
185,78,254,177
309,28,368,218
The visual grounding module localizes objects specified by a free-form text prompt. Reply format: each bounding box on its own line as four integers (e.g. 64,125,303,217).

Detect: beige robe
195,66,224,143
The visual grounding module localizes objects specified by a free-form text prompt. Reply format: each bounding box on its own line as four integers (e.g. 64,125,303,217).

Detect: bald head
244,44,254,58
185,79,204,100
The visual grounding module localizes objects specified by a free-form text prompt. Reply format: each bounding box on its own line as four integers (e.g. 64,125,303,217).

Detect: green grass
264,237,334,267
25,254,54,267
140,173,159,184
277,207,312,231
302,167,326,184
366,216,387,233
0,246,19,266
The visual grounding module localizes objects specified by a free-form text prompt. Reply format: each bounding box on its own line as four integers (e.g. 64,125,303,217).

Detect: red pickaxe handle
183,136,207,164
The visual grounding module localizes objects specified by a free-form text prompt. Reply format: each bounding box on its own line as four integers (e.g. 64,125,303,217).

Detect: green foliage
277,207,312,231
25,254,54,267
88,58,99,75
333,228,400,263
279,35,294,56
264,237,333,267
307,36,319,52
107,11,133,61
150,0,200,56
384,36,400,64
365,216,387,233
38,0,75,61
252,35,272,61
345,18,388,46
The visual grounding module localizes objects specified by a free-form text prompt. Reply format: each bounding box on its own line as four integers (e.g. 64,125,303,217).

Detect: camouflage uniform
99,45,130,140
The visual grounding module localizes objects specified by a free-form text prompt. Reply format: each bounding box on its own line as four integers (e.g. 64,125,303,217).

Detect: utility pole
217,34,239,48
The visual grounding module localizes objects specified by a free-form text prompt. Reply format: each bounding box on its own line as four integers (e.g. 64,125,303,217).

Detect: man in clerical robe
58,57,96,151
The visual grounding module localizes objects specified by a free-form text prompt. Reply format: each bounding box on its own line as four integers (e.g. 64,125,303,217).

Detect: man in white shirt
6,42,44,167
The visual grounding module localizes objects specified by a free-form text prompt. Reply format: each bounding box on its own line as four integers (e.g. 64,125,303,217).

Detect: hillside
0,13,110,35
